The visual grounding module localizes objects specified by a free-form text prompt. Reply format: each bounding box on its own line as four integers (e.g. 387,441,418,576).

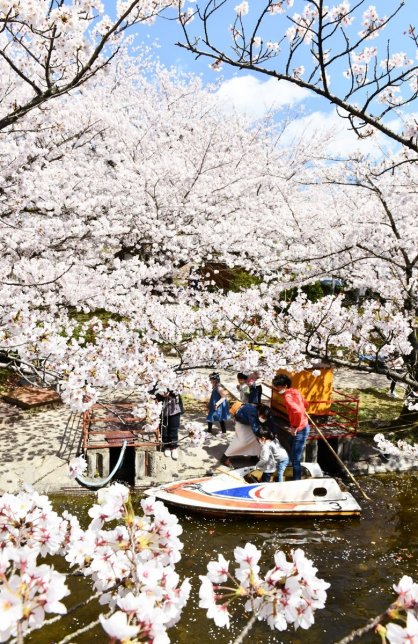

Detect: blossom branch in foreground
199,542,330,631
374,434,418,458
336,575,418,644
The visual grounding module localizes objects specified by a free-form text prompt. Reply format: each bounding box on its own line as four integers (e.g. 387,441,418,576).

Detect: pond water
34,473,418,643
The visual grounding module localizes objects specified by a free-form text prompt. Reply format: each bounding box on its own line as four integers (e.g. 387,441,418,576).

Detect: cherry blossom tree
0,0,177,131
0,48,310,412
258,148,418,403
176,0,418,153
0,4,416,426
2,53,417,418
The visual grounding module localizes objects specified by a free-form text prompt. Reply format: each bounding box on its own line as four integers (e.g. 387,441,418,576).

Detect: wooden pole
214,466,251,483
306,413,372,502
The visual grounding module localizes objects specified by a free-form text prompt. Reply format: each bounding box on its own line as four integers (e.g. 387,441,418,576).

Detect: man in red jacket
273,374,310,480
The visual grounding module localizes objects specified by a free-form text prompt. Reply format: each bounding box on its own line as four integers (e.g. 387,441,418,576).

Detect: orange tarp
271,368,333,418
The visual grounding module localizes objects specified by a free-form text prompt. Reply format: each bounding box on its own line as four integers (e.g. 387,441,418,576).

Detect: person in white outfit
255,429,289,482
222,404,272,465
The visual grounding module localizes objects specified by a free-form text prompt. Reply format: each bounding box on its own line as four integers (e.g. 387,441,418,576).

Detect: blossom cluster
199,542,330,631
0,483,191,643
0,488,69,641
329,2,354,26
359,5,387,40
69,454,88,479
66,486,190,642
234,1,249,17
184,421,208,447
268,1,294,16
286,5,318,45
380,576,418,643
374,434,418,458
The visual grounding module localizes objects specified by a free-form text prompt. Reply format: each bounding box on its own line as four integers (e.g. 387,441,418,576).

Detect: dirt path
333,367,389,390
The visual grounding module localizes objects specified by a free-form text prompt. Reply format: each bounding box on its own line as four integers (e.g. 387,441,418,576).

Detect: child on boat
255,429,289,482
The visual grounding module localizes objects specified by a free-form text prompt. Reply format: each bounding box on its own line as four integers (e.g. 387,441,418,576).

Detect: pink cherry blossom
99,611,140,640
386,612,418,644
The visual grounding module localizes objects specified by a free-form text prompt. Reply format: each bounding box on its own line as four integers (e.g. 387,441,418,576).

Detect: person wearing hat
207,373,230,434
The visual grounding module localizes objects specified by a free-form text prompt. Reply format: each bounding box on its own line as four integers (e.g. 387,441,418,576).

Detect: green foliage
67,308,127,343
68,308,125,325
198,262,261,292
303,281,325,303
280,281,325,304
355,388,404,425
228,269,262,292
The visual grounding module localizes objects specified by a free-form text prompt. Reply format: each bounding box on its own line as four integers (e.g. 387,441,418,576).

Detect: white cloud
278,110,396,158
215,74,310,118
214,74,398,157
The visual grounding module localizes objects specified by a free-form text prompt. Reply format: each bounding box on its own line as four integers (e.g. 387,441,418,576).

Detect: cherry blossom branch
233,612,258,644
335,602,397,644
56,618,101,644
0,1,174,131
177,0,418,153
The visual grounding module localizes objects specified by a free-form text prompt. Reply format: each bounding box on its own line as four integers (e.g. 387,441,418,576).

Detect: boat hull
145,467,361,518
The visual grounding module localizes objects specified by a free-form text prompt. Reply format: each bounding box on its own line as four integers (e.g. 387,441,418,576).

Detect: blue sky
103,1,416,155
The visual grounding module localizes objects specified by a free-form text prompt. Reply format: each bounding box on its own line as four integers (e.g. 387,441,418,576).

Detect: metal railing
82,402,159,450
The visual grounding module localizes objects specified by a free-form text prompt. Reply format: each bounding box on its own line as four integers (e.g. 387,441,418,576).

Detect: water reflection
171,473,418,643
34,473,418,643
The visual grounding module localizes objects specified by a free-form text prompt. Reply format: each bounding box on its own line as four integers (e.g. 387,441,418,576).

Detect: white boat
144,463,361,518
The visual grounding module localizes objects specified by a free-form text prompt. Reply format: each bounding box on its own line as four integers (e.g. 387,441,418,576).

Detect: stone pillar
134,447,159,484
340,438,353,463
86,449,110,478
305,439,318,463
134,449,146,485
148,451,158,477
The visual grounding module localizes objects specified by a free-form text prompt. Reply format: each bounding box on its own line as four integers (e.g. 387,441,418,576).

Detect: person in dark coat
156,391,184,460
207,372,230,434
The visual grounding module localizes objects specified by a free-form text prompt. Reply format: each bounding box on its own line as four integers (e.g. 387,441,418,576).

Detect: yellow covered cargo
271,368,333,420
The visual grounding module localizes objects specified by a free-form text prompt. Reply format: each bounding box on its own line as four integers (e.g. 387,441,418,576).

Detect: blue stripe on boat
212,485,260,498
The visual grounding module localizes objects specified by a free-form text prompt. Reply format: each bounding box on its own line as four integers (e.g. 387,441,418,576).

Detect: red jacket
283,388,308,431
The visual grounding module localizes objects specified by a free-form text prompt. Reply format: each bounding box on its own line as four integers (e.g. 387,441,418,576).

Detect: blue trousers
261,456,289,483
277,455,289,482
290,425,310,480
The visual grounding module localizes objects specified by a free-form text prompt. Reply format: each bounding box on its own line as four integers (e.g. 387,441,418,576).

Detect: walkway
0,367,390,493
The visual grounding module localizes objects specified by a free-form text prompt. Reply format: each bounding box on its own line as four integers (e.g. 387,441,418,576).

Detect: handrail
75,441,128,490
